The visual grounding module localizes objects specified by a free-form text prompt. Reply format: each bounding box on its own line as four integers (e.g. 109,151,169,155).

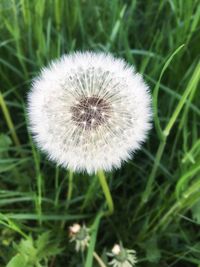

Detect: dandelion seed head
108,244,137,267
69,223,90,252
28,51,152,173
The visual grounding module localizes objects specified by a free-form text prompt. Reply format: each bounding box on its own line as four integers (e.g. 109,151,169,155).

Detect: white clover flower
108,244,137,267
69,223,90,252
28,51,152,173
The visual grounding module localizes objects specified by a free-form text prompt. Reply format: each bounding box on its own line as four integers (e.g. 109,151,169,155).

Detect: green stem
93,251,107,267
141,61,200,206
142,139,166,203
97,170,114,216
86,238,107,267
0,91,21,148
60,170,74,230
163,61,200,137
66,169,73,207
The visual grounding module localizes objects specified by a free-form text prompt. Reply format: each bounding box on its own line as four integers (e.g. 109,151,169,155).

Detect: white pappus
28,51,152,174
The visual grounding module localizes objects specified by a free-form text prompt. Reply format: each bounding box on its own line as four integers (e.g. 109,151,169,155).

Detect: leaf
36,232,51,252
16,237,36,257
6,254,27,267
145,236,161,263
0,134,12,151
36,232,62,259
85,211,103,267
192,199,200,223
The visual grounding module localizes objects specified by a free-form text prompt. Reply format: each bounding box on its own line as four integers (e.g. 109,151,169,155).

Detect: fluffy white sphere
28,51,152,174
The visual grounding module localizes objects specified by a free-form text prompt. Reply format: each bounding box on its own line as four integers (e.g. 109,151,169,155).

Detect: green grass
0,0,200,266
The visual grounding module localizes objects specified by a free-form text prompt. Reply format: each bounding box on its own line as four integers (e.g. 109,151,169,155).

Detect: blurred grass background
0,0,200,266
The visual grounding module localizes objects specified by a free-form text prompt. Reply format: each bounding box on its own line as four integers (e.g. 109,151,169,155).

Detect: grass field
0,0,200,266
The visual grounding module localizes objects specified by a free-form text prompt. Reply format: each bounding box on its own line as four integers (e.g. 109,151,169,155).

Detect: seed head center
71,96,111,130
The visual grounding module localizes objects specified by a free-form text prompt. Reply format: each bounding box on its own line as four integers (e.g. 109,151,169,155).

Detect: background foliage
0,0,200,266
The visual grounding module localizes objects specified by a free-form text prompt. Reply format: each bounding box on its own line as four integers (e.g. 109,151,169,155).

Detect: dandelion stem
0,91,22,149
142,139,166,203
93,251,107,267
97,170,114,216
86,243,107,267
60,170,74,230
67,169,73,207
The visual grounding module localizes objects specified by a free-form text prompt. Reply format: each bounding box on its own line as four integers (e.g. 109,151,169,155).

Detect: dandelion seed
108,244,137,267
28,51,152,174
69,223,90,252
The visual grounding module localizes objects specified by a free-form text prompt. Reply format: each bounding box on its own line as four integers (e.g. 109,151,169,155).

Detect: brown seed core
71,96,111,130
